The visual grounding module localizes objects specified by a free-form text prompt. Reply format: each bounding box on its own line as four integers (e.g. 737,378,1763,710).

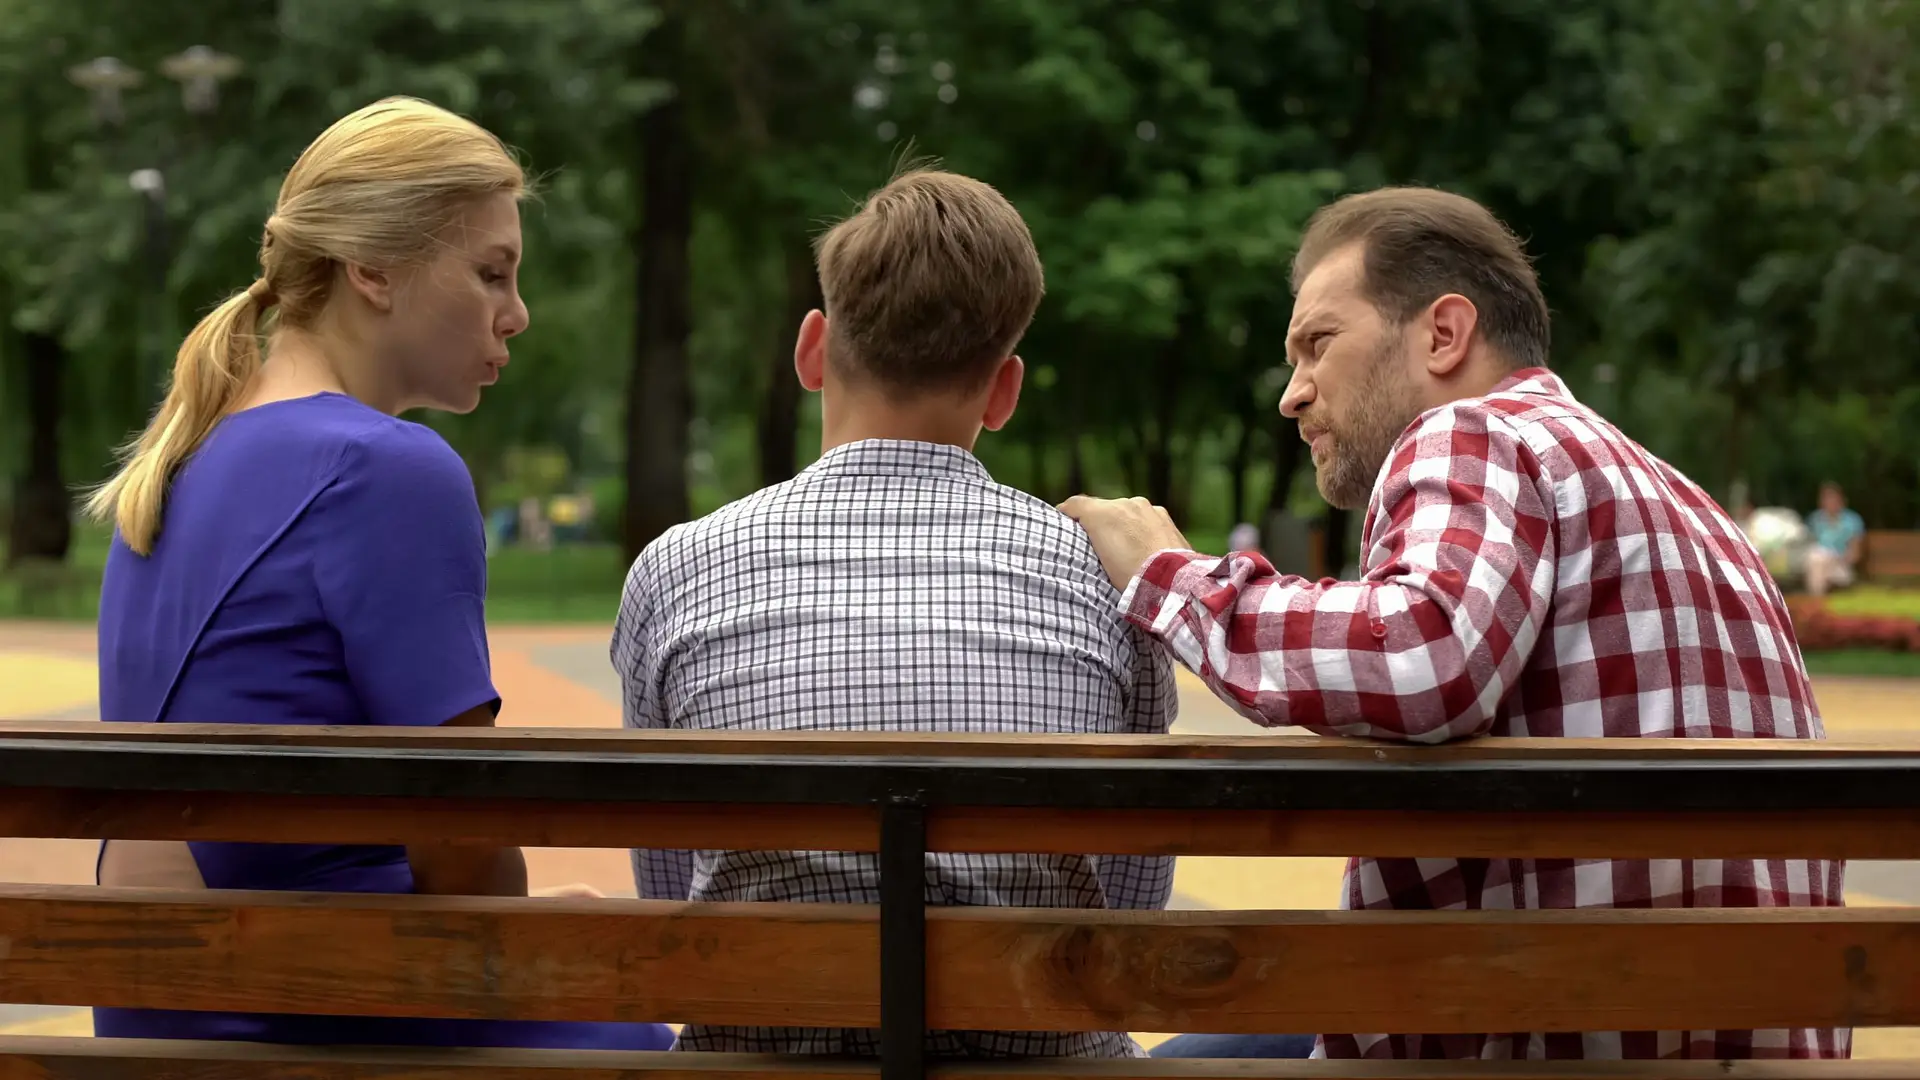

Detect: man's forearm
1123,547,1545,744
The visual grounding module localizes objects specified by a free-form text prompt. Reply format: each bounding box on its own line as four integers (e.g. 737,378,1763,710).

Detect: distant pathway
0,621,1914,1050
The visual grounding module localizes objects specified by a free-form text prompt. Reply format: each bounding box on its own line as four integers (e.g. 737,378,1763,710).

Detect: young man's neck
819,385,985,455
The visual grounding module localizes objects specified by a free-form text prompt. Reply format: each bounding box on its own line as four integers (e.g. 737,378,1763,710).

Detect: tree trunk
1265,414,1304,519
1228,415,1255,526
1322,503,1350,579
6,330,70,566
756,242,819,488
622,12,695,562
6,94,67,568
1147,280,1199,515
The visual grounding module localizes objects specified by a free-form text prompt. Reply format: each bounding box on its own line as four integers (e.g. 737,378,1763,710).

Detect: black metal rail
1,736,1919,812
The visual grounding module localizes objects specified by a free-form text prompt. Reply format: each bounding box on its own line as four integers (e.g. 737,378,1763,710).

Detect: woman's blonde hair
87,96,526,555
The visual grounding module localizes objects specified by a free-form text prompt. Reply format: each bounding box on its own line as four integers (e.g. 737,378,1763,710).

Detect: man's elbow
1386,664,1504,744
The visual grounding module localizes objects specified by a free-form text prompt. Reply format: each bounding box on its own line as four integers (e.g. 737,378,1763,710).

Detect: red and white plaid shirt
1123,368,1845,1061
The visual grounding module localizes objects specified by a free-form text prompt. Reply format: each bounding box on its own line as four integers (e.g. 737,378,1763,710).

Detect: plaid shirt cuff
1119,548,1222,637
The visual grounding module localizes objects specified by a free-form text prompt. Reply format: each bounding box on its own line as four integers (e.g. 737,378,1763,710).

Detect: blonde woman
89,97,670,1051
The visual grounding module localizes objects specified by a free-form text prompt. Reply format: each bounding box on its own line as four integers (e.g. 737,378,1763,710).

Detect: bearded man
1062,186,1843,1061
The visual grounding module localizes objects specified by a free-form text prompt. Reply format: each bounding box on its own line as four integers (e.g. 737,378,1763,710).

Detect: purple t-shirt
95,393,669,1050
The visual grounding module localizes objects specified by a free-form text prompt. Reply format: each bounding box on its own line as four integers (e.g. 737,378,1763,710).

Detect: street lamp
68,46,242,405
161,45,243,116
66,56,143,127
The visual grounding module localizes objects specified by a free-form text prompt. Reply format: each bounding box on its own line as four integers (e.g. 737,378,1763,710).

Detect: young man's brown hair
1292,186,1551,370
814,166,1044,395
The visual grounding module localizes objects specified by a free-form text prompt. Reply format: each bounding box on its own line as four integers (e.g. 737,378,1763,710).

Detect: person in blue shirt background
87,96,669,1052
1806,481,1866,596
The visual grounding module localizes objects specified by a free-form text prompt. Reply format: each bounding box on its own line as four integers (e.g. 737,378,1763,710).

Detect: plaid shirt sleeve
612,553,696,901
1122,403,1557,744
1094,626,1179,910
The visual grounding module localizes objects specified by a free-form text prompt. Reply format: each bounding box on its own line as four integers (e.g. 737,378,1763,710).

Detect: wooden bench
1864,530,1920,583
0,722,1915,1079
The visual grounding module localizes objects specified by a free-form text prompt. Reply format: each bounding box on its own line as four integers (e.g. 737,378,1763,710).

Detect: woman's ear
343,262,396,313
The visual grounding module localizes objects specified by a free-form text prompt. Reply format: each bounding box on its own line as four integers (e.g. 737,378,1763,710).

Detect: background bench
0,722,1913,1079
1864,530,1920,583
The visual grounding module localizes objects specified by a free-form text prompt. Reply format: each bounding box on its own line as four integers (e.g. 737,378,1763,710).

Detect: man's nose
1279,368,1313,419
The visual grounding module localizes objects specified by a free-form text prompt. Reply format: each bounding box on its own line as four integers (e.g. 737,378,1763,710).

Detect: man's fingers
1056,495,1093,520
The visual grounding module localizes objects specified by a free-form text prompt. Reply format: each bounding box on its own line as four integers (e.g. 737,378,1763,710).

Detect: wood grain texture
2,788,1917,858
928,807,1920,859
5,722,1919,761
0,886,878,1028
0,1039,1917,1080
0,887,1914,1035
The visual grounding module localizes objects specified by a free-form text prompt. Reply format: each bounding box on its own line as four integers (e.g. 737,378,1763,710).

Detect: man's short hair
1292,186,1551,370
814,167,1044,395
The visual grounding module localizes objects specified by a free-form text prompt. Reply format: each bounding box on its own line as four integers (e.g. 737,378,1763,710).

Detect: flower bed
1787,595,1920,653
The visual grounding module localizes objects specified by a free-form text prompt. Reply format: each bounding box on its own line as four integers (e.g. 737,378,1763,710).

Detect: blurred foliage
1,0,1917,594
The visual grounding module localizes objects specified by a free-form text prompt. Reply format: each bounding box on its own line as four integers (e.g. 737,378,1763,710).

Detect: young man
611,167,1178,1058
1064,186,1840,1061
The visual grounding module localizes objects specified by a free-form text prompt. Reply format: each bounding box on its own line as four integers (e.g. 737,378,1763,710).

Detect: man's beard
1311,339,1422,511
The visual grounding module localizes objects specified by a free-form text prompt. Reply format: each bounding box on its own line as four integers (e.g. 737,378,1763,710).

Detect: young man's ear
794,309,828,392
981,355,1025,432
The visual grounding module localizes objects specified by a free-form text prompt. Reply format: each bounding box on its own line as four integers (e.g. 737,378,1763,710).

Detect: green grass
484,542,628,623
1824,585,1920,621
0,522,630,624
1799,649,1920,678
8,527,1920,680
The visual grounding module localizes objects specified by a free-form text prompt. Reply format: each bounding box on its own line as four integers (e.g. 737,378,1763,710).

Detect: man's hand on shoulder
1057,495,1192,589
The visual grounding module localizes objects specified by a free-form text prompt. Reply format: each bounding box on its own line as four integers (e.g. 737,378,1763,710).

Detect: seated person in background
1805,481,1865,596
612,166,1178,1058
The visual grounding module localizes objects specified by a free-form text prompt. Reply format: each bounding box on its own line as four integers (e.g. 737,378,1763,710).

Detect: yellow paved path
0,622,1913,1051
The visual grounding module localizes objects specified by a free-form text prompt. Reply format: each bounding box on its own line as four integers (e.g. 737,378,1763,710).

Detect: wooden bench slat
0,886,1911,1036
0,1038,1914,1080
7,722,1920,760
6,787,1918,858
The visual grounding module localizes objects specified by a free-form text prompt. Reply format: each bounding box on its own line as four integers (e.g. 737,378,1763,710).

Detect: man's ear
1424,294,1478,377
343,262,395,313
981,355,1025,432
794,309,828,392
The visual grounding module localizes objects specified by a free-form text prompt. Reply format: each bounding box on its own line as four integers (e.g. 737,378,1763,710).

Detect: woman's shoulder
241,395,472,503
331,410,469,487
203,395,476,524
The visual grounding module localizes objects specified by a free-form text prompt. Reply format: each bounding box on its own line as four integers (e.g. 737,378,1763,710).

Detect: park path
0,621,1915,1050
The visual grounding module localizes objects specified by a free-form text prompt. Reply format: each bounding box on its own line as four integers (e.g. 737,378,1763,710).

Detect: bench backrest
1865,529,1920,581
0,723,1914,1080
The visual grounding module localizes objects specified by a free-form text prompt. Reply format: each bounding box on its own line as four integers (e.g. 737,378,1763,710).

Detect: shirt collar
804,439,992,482
1490,366,1576,400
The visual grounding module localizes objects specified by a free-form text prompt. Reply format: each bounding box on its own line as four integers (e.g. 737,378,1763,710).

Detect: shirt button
1370,620,1388,639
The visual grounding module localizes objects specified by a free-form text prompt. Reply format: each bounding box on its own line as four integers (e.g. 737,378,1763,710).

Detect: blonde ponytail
85,283,270,555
